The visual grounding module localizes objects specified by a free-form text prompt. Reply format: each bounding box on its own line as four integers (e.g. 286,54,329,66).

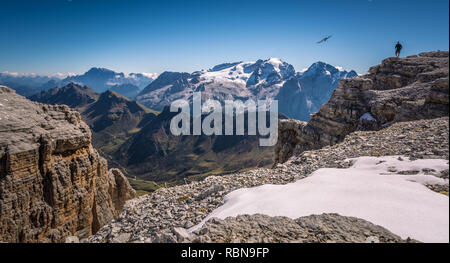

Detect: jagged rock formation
0,86,135,242
275,51,449,164
87,116,448,243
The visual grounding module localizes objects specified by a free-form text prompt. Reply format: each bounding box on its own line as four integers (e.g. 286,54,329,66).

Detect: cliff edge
275,51,449,163
0,86,135,242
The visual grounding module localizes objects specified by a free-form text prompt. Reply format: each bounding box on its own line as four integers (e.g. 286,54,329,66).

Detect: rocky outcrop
0,86,135,243
275,51,449,163
273,119,307,164
190,214,414,243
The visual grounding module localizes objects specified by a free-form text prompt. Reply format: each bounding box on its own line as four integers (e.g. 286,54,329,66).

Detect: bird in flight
317,35,332,44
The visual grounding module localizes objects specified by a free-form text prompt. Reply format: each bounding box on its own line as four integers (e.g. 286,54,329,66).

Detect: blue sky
0,0,448,75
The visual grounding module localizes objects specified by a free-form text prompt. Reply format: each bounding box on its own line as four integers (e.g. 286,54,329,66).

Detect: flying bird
317,35,332,44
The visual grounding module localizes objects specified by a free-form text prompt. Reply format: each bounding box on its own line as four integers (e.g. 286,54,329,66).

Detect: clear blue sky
0,0,448,75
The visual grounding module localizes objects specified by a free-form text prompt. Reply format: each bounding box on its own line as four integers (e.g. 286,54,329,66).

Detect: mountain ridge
137,59,356,121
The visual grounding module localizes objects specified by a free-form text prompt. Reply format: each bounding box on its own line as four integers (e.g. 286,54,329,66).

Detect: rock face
275,51,449,163
0,86,135,242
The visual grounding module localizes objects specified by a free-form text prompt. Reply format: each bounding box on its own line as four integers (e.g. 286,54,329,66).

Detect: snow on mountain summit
137,59,356,121
201,58,294,86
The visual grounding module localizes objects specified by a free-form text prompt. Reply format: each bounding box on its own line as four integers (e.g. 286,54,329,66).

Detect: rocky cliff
0,86,135,242
275,51,449,164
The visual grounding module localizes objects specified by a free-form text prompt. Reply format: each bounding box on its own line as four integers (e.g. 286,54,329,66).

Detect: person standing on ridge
395,41,403,57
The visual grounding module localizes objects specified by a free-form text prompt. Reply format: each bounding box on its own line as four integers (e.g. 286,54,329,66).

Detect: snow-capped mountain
298,62,357,113
137,58,356,121
138,58,294,110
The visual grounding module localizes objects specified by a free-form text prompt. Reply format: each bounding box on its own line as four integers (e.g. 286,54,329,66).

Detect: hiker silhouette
395,41,403,57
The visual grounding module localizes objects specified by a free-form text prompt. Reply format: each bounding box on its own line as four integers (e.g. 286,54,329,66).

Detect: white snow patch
267,58,283,68
191,156,449,243
360,112,376,122
299,68,308,73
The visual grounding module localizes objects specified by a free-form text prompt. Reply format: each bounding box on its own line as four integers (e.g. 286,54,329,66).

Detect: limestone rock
108,168,136,216
275,51,449,164
0,86,135,242
191,214,415,243
65,236,80,243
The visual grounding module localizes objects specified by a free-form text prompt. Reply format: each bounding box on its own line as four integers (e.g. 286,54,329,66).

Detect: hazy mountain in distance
1,68,157,97
0,72,62,97
61,67,156,93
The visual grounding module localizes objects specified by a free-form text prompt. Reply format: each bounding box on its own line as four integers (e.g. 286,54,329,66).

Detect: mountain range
62,68,156,93
137,58,357,121
29,83,277,186
0,68,157,98
28,59,355,188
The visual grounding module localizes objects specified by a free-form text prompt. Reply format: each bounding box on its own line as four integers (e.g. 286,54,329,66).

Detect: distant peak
305,62,340,74
209,62,242,72
85,67,116,75
102,89,128,99
65,81,82,87
60,82,97,95
310,61,327,67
